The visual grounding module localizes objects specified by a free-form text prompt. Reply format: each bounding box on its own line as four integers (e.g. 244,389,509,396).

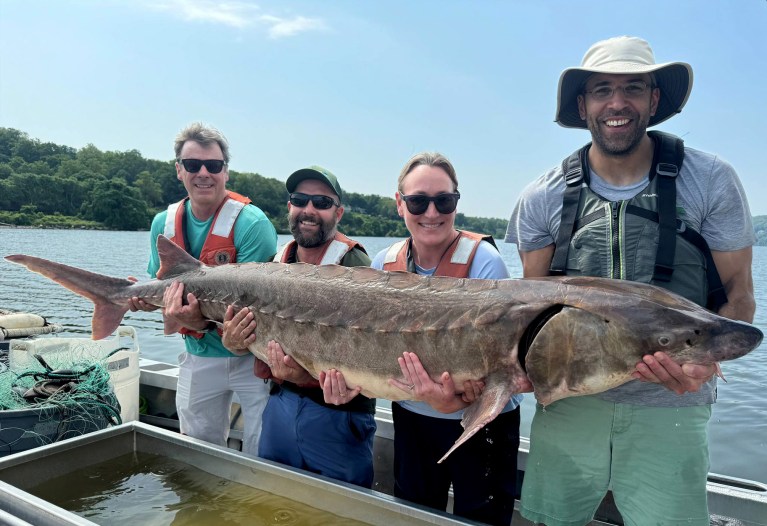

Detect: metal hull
0,341,764,525
137,358,767,526
0,422,479,526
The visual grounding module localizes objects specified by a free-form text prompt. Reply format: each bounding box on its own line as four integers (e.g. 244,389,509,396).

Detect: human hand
126,277,159,312
320,369,362,405
127,296,159,312
221,305,256,355
162,281,207,331
388,352,469,413
460,379,485,403
632,352,717,395
254,358,276,381
266,340,317,386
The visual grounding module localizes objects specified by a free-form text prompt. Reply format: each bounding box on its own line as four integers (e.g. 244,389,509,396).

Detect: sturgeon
5,235,763,461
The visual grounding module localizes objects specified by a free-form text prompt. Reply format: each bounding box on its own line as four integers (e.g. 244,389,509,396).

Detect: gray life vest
550,131,727,311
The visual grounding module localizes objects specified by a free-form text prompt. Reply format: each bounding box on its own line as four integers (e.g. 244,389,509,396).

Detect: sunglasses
400,192,460,215
289,192,340,210
180,159,226,174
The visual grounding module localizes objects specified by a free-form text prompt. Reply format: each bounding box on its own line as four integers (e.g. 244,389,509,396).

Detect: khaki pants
176,352,270,456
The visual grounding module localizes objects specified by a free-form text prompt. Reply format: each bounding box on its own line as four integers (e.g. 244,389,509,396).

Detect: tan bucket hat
555,36,693,129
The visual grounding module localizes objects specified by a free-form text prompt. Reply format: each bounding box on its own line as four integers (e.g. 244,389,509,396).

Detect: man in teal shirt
131,122,277,456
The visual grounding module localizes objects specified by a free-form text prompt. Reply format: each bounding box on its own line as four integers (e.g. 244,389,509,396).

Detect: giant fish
5,235,762,461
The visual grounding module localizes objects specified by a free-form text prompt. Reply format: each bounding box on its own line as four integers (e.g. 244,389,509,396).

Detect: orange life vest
164,191,251,266
382,230,495,278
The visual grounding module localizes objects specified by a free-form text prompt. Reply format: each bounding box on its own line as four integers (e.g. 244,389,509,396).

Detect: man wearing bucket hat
221,166,377,487
506,36,755,525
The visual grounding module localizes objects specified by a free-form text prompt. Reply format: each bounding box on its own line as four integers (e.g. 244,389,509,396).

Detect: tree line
0,128,509,238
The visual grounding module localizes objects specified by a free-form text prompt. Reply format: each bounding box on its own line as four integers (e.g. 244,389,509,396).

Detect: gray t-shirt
505,146,755,407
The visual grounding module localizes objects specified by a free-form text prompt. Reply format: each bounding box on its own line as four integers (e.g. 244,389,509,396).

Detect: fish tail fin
5,254,132,340
438,372,514,463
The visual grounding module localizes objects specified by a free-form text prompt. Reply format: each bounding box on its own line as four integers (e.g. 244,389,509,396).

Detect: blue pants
392,402,520,526
258,387,376,487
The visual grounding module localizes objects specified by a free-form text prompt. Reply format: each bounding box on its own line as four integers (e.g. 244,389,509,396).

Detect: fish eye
658,336,671,346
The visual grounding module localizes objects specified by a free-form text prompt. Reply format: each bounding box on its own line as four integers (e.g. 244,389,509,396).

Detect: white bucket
8,326,141,423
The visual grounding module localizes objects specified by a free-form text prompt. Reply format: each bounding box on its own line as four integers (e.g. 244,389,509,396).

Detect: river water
1,228,765,484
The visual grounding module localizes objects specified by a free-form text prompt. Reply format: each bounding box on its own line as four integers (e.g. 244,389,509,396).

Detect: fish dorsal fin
156,235,203,280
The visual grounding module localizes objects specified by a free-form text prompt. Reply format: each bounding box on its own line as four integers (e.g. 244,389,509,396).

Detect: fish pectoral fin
438,373,513,464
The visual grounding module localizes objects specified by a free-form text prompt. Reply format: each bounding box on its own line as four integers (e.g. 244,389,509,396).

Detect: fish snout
714,319,763,361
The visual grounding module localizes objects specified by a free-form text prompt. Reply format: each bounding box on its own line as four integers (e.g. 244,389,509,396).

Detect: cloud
259,15,326,39
145,0,326,37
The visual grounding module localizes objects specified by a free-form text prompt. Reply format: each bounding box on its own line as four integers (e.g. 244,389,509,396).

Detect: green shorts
520,396,711,526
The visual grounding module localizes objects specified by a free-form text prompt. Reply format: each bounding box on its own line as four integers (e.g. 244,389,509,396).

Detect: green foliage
228,169,286,220
15,126,746,242
80,179,151,230
0,209,102,229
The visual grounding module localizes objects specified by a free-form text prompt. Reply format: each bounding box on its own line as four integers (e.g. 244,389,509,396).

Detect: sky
1,0,766,220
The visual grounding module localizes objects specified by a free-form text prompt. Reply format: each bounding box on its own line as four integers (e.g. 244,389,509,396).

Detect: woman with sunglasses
370,152,523,526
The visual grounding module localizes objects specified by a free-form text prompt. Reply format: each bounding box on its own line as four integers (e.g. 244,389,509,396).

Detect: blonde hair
397,152,458,193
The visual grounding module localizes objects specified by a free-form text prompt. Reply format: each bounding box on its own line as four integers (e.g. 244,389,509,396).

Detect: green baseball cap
286,166,343,200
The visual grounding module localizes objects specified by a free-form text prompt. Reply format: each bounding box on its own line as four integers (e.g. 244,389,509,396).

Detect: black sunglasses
180,158,226,174
289,192,340,210
400,192,460,215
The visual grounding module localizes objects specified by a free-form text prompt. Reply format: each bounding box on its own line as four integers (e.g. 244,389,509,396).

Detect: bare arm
518,245,555,277
712,247,755,323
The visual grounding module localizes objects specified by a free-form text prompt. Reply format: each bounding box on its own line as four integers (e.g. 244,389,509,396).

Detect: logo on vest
641,193,659,198
214,251,231,265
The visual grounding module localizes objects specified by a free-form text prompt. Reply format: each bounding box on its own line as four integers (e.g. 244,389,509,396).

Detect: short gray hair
174,122,230,163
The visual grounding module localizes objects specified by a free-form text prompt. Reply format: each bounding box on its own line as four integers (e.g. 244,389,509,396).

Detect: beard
288,211,336,248
587,109,650,157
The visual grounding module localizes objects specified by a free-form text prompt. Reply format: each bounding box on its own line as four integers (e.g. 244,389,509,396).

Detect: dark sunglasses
180,158,226,174
400,192,460,215
289,192,340,210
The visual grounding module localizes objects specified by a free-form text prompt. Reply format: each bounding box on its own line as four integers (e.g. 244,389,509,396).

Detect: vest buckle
656,163,679,178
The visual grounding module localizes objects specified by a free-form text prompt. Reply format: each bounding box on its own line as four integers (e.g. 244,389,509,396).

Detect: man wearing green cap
506,36,755,525
222,166,376,487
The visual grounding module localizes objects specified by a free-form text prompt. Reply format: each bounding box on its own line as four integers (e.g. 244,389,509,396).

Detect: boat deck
137,358,767,526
